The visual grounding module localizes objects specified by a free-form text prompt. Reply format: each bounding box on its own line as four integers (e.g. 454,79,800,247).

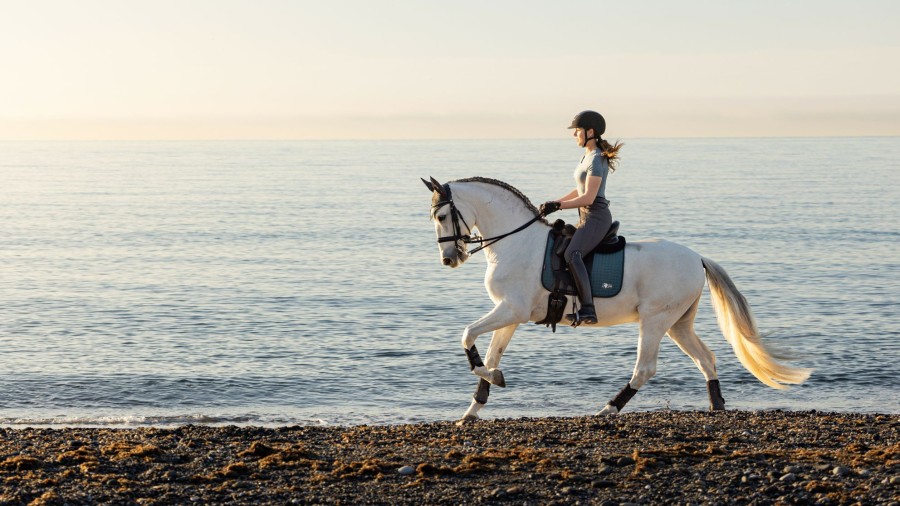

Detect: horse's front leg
457,304,525,424
461,306,523,385
459,323,518,424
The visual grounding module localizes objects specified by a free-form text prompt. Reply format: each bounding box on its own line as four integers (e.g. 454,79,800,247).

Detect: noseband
432,183,543,257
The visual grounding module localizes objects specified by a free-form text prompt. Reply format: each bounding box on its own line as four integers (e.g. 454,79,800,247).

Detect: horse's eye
437,215,447,222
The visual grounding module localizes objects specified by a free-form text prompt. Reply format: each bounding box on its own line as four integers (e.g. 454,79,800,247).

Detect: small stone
616,456,635,467
598,465,614,475
783,465,801,474
505,486,522,495
832,466,850,477
780,473,797,483
814,463,831,471
598,500,618,506
398,466,415,475
855,468,871,477
591,479,615,488
890,476,900,485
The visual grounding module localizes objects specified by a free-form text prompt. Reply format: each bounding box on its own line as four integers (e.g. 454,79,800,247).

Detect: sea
0,138,897,427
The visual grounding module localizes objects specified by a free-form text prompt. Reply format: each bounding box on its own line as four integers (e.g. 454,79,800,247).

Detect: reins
465,215,543,255
432,183,542,256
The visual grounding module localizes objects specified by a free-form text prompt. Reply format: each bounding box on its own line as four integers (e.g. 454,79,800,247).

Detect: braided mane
453,177,550,225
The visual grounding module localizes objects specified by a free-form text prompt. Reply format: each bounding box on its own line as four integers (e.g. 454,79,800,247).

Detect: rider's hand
539,201,562,216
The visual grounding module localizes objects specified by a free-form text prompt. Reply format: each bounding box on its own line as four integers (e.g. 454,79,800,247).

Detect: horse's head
422,176,473,268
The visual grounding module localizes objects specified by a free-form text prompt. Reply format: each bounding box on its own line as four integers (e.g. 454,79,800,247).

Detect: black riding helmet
568,110,606,146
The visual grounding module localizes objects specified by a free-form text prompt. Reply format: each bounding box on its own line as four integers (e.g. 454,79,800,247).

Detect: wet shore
0,411,896,505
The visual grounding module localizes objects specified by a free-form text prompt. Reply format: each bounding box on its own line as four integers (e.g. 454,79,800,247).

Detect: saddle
536,219,626,331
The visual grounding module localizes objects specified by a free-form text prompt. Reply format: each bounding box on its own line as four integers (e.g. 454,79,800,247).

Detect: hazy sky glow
2,1,898,139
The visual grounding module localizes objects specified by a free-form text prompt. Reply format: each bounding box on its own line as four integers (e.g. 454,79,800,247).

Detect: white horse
423,176,811,424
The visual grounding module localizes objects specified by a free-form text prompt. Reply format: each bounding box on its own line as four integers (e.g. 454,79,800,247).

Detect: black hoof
707,379,726,411
493,370,506,388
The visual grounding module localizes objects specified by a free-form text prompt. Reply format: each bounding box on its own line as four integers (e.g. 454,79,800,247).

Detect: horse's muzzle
442,257,454,266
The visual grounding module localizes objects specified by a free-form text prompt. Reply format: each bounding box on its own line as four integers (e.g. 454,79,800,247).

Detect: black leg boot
567,251,597,325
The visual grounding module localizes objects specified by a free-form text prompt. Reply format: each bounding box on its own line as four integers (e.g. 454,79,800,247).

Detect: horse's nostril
442,257,453,265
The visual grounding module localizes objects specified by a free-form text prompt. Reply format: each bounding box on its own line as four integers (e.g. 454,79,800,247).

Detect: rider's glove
539,201,562,216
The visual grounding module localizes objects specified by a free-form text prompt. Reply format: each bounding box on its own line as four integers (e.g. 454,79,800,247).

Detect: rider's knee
564,248,582,265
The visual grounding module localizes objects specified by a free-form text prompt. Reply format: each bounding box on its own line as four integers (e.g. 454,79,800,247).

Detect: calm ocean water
0,138,897,427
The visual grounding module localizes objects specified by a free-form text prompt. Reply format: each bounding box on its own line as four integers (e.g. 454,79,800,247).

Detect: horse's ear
421,177,435,193
429,177,446,197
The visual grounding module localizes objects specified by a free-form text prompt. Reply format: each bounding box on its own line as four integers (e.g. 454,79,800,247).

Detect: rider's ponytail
600,139,623,172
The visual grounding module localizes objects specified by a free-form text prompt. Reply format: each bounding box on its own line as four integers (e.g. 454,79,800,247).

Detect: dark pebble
616,456,636,466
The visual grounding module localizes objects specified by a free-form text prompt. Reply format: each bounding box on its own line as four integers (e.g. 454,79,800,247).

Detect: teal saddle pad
540,232,626,298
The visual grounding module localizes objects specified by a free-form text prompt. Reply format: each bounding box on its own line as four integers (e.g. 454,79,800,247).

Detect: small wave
0,413,295,428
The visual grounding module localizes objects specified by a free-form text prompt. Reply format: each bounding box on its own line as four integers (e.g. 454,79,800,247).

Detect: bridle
432,183,542,257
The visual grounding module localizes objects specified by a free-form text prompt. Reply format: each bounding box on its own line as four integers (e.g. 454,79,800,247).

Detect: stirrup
567,305,598,326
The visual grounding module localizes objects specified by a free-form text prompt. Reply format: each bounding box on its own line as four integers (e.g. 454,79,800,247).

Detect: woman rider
539,110,622,325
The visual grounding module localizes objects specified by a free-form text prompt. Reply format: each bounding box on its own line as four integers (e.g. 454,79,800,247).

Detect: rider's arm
556,188,578,202
560,175,602,209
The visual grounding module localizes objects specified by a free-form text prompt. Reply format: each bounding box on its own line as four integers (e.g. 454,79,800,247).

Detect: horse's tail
701,257,812,389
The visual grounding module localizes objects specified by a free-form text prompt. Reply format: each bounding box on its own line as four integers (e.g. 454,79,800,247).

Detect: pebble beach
0,410,896,505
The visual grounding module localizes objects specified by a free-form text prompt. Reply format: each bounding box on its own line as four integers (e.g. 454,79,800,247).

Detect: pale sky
1,0,898,140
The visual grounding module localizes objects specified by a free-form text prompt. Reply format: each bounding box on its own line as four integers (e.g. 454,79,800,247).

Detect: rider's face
573,128,585,146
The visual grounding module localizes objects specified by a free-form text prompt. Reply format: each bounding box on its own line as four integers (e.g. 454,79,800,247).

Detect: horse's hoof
595,405,619,416
491,369,506,388
456,415,479,426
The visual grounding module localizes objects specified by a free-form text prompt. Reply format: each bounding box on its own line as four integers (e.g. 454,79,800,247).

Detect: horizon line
1,134,898,143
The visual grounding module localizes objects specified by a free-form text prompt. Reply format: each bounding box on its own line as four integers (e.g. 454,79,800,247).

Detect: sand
0,410,897,505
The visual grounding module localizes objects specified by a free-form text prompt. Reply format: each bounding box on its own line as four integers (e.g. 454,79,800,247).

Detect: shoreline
0,410,896,505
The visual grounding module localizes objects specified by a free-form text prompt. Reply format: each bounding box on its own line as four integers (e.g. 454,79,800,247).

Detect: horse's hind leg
459,323,518,425
596,314,669,415
667,296,725,410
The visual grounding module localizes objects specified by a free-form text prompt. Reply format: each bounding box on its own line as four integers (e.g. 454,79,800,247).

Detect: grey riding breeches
564,205,613,264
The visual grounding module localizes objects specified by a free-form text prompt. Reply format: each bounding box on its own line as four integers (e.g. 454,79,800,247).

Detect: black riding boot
567,251,598,325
